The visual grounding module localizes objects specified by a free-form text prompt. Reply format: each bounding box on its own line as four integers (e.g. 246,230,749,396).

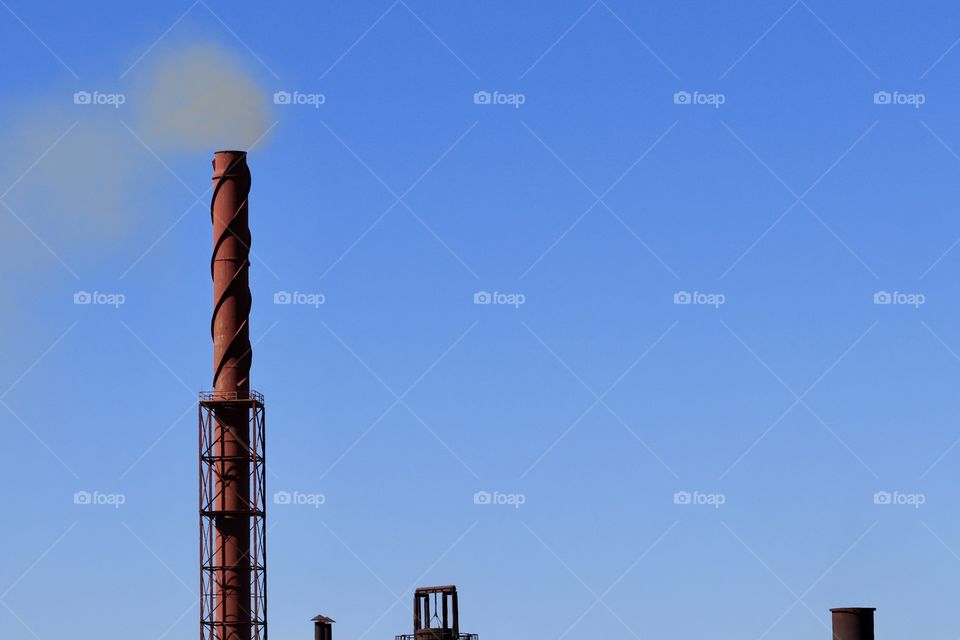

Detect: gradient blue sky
2,1,960,639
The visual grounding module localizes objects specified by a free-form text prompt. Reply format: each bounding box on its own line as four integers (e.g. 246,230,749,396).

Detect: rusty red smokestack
830,608,875,640
211,150,252,640
212,150,252,396
200,151,266,640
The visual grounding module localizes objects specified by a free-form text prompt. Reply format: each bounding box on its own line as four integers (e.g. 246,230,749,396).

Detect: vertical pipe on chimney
442,594,448,630
451,591,459,637
414,593,421,633
830,608,875,640
211,150,253,640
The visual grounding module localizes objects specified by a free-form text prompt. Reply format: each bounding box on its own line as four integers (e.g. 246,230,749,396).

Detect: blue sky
3,1,960,639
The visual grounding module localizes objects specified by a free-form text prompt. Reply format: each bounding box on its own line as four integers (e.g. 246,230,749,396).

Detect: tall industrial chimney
830,607,875,640
200,150,268,640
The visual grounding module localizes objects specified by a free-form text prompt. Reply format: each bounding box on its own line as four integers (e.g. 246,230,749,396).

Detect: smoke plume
135,43,272,152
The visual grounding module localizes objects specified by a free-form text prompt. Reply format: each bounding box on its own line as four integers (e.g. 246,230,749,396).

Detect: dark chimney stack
830,608,875,640
312,615,335,640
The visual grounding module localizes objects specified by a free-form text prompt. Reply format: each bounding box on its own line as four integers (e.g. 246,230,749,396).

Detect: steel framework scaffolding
200,390,268,640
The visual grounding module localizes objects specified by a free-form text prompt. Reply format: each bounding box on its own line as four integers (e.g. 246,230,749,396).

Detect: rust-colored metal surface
200,150,267,640
213,150,253,640
211,150,252,396
830,607,875,640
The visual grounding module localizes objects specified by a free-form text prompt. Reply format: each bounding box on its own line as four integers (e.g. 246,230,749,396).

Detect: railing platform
395,636,477,640
199,389,264,404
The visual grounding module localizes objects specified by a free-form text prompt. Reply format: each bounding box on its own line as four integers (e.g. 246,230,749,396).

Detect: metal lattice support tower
200,391,268,640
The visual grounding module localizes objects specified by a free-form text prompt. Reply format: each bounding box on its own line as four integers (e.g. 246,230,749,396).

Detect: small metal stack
312,615,335,640
830,607,875,640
